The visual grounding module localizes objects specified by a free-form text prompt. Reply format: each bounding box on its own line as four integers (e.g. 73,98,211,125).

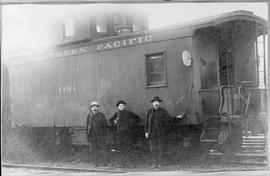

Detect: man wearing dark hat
86,101,108,167
145,96,179,168
109,100,140,167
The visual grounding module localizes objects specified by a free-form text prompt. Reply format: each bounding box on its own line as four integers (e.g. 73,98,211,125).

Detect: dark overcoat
86,111,107,142
109,109,140,132
144,107,171,138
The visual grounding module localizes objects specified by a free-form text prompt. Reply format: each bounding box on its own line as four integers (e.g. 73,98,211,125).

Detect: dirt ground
2,129,267,172
2,145,266,172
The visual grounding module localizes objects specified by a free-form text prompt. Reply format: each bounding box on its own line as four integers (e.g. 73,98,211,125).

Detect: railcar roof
76,10,267,44
3,10,267,65
150,10,266,32
79,10,267,43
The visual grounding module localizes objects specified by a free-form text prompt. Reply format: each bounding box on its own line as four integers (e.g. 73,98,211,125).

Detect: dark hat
150,96,162,102
116,100,126,107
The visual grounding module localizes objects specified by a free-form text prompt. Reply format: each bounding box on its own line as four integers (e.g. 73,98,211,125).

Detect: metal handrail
218,85,234,116
238,85,251,116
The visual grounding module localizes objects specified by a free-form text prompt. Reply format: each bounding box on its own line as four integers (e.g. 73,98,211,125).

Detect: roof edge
3,10,267,62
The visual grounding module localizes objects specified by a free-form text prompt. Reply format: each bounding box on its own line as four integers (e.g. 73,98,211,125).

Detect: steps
235,133,267,165
200,116,221,143
210,133,267,165
240,134,266,154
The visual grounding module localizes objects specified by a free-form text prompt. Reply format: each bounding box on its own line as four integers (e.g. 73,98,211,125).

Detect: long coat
144,107,171,139
109,109,140,132
86,111,107,142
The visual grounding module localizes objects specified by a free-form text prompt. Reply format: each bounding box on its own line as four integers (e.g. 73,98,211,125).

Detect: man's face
152,101,160,109
91,105,99,113
117,104,125,111
183,58,192,66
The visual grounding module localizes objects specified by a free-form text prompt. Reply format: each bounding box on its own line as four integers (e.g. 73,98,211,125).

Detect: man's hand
145,132,149,138
176,114,184,119
114,117,119,124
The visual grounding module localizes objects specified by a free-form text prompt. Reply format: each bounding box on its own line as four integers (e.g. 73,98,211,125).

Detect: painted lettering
145,35,152,42
97,44,104,50
122,39,127,46
114,41,121,47
55,51,63,58
79,47,87,53
104,43,112,49
66,86,72,91
138,37,143,43
34,35,153,60
70,49,77,55
96,35,153,51
58,85,77,93
63,50,72,56
129,38,137,45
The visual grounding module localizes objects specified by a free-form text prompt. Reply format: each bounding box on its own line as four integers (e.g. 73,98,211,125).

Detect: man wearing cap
145,96,181,168
109,100,140,167
86,101,108,167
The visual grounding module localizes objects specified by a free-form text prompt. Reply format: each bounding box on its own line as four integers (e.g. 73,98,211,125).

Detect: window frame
113,13,132,34
63,17,75,39
255,34,267,89
95,15,109,37
145,51,167,88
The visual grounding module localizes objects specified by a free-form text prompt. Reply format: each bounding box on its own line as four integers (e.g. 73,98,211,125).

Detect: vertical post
266,0,270,170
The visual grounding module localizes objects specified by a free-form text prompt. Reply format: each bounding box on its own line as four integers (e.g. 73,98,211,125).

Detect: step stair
209,133,267,165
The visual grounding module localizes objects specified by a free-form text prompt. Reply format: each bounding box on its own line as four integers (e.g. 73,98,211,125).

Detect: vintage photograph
1,1,269,175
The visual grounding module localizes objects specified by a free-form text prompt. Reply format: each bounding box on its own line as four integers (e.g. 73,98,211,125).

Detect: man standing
86,101,108,167
109,100,140,167
145,96,182,168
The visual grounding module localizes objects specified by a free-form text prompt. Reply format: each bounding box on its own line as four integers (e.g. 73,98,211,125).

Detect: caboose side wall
192,21,261,119
231,22,258,85
8,35,198,127
5,26,194,66
192,28,220,117
7,12,266,128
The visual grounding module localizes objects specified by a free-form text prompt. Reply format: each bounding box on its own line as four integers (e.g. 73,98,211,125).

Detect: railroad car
4,10,267,155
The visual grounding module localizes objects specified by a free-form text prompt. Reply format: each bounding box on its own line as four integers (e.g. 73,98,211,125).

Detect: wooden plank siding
192,28,220,120
6,11,267,128
9,36,196,127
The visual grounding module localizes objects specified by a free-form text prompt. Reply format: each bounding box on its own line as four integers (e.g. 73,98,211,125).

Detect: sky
1,2,268,56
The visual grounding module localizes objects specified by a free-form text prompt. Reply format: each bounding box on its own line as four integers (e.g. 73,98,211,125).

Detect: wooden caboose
4,10,267,153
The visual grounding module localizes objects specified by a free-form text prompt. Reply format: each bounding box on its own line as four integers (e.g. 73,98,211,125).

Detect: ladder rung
235,153,267,157
201,139,218,143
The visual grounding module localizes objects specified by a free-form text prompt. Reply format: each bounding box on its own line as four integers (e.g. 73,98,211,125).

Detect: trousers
89,133,108,165
149,137,163,165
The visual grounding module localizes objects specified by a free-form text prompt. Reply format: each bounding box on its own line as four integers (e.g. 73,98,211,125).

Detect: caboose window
96,15,108,34
256,35,268,88
132,18,141,32
146,52,167,87
63,18,74,38
113,14,132,34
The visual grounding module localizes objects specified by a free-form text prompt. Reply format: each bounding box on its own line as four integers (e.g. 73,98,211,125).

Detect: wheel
216,123,243,156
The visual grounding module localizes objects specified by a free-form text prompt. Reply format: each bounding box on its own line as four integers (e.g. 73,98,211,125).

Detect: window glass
64,18,74,38
256,35,268,88
96,16,107,33
113,13,132,34
132,17,142,32
113,14,122,32
113,14,121,23
146,53,166,87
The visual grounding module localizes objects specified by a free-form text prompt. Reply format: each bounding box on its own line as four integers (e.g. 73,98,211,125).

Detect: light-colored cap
90,101,99,107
